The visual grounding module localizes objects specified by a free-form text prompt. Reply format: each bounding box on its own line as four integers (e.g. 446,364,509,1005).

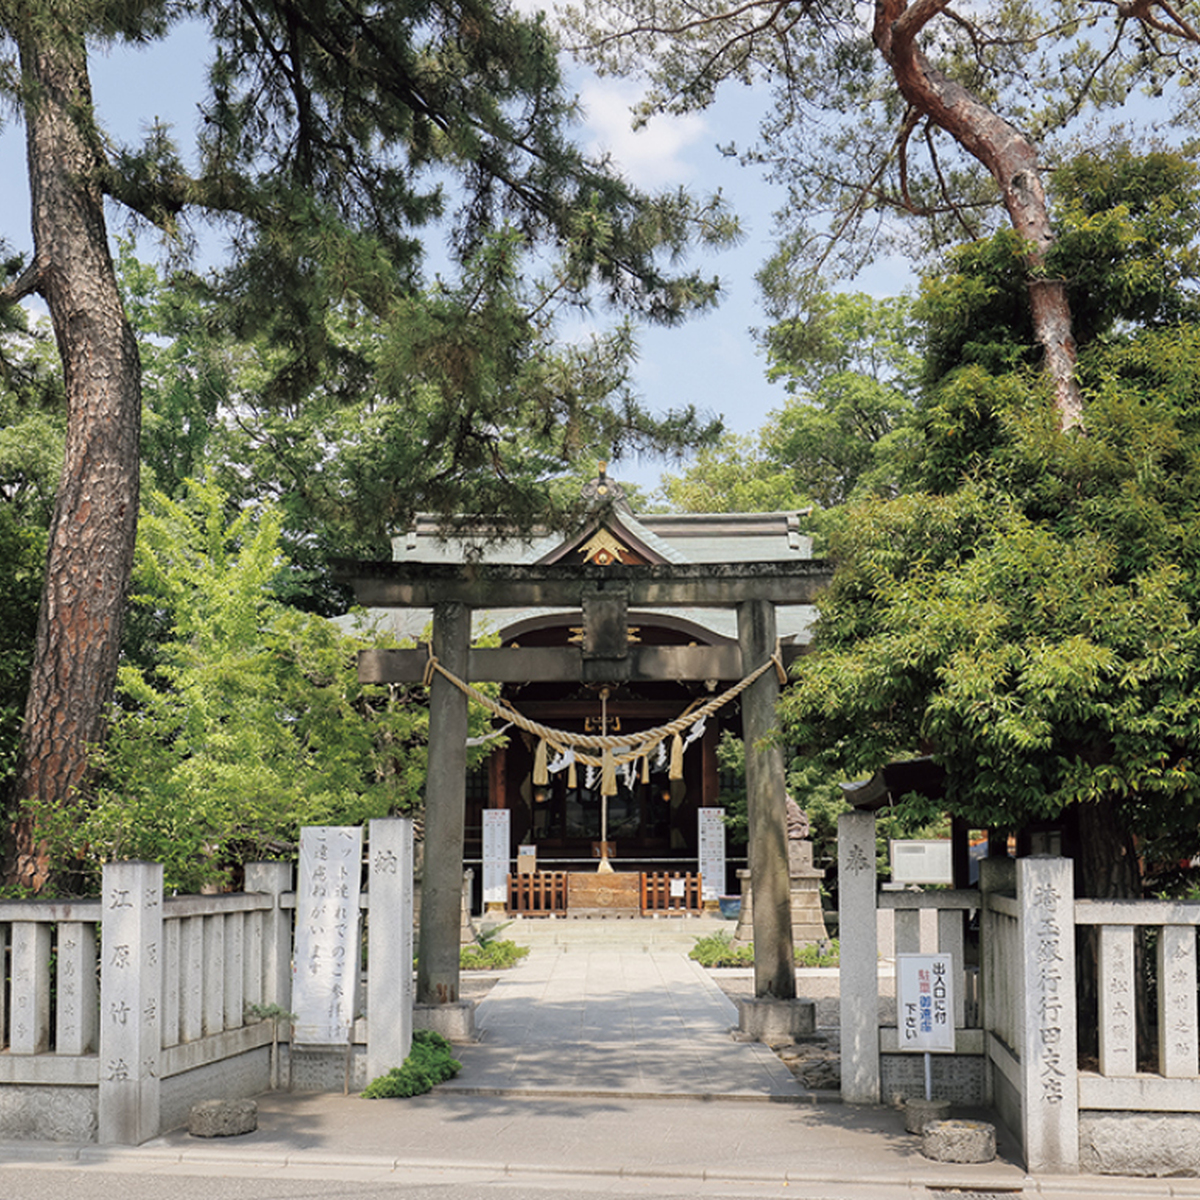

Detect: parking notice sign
896,953,955,1052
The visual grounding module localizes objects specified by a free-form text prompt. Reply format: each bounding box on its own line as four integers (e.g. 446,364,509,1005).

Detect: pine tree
0,0,733,889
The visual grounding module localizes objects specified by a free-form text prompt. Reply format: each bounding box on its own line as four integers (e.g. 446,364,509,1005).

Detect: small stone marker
904,1097,951,1134
188,1098,258,1138
921,1118,996,1164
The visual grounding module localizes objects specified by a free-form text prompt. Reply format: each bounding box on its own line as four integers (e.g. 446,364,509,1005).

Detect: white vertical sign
294,826,363,1045
482,809,510,905
698,807,726,901
896,953,955,1052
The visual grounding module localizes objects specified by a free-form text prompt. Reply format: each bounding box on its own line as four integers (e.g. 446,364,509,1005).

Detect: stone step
485,914,733,950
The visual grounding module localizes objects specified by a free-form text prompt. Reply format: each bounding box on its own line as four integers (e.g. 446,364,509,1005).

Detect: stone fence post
98,861,164,1145
1017,856,1079,1173
838,810,880,1104
244,861,294,1011
367,817,415,1082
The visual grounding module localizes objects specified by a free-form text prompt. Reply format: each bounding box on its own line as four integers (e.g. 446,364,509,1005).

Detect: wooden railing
641,871,701,913
507,871,568,914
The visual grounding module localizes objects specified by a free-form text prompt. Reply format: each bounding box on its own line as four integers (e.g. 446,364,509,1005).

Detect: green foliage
361,1030,461,1099
245,1003,297,1026
658,432,810,514
795,939,840,968
918,148,1200,383
689,931,754,967
688,931,840,968
460,939,530,970
0,314,65,792
35,480,496,894
659,293,920,514
124,235,723,607
777,153,1200,894
785,323,1200,875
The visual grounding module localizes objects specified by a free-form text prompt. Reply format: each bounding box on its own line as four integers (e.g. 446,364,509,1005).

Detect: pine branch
0,259,43,306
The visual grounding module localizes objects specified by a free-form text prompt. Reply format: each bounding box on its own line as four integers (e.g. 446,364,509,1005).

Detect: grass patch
689,931,840,968
361,1030,462,1099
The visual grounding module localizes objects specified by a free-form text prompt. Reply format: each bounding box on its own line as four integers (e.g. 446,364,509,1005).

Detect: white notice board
482,809,510,904
896,953,955,1052
890,839,953,885
698,807,726,901
293,826,363,1046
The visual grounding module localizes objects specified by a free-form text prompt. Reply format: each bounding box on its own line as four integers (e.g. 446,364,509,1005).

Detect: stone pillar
1017,856,1079,1173
838,810,880,1104
9,921,51,1054
245,861,293,1012
732,867,754,945
368,817,415,1082
98,861,164,1145
461,868,478,944
418,600,470,1005
56,921,98,1055
737,598,794,1000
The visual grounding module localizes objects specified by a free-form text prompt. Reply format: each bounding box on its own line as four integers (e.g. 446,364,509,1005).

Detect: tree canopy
0,0,736,886
658,292,918,512
780,149,1200,898
561,0,1200,430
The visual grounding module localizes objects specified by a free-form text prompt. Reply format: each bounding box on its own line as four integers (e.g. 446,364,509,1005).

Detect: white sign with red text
896,953,955,1052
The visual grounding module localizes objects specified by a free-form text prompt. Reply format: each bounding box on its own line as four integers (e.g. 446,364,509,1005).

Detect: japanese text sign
896,953,955,1052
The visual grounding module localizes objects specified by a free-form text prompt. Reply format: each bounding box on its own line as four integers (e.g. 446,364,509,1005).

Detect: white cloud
577,77,709,190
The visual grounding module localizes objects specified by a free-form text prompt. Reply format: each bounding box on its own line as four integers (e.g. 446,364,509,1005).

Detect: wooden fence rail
507,871,568,914
641,871,701,914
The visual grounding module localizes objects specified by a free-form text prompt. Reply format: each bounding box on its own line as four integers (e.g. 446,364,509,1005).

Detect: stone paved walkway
443,944,806,1100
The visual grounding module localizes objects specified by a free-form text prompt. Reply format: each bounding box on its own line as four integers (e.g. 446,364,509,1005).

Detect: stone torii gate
343,558,832,1010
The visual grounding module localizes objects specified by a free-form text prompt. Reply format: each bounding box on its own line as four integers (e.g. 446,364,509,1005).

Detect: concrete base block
188,1098,258,1138
1080,1111,1200,1176
921,1119,996,1164
736,998,817,1041
413,1001,477,1043
904,1097,951,1134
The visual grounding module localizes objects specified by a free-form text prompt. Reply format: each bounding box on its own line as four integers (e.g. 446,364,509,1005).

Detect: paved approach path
443,939,803,1099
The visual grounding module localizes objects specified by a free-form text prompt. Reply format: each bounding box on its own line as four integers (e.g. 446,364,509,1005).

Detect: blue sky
0,18,911,496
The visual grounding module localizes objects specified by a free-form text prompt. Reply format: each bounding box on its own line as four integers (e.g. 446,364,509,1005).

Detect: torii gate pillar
417,601,470,1005
738,598,796,999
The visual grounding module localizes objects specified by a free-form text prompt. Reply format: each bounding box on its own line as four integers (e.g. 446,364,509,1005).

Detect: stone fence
0,817,415,1146
839,810,1200,1176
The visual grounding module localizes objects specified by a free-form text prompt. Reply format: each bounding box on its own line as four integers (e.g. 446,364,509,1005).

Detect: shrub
361,1029,462,1099
689,931,754,968
795,938,840,968
460,939,530,970
689,931,840,968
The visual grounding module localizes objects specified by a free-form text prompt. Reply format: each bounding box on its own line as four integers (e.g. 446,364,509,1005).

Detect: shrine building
349,470,821,895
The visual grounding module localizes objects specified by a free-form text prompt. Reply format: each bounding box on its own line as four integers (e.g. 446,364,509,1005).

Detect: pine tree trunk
873,0,1083,431
6,21,142,891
